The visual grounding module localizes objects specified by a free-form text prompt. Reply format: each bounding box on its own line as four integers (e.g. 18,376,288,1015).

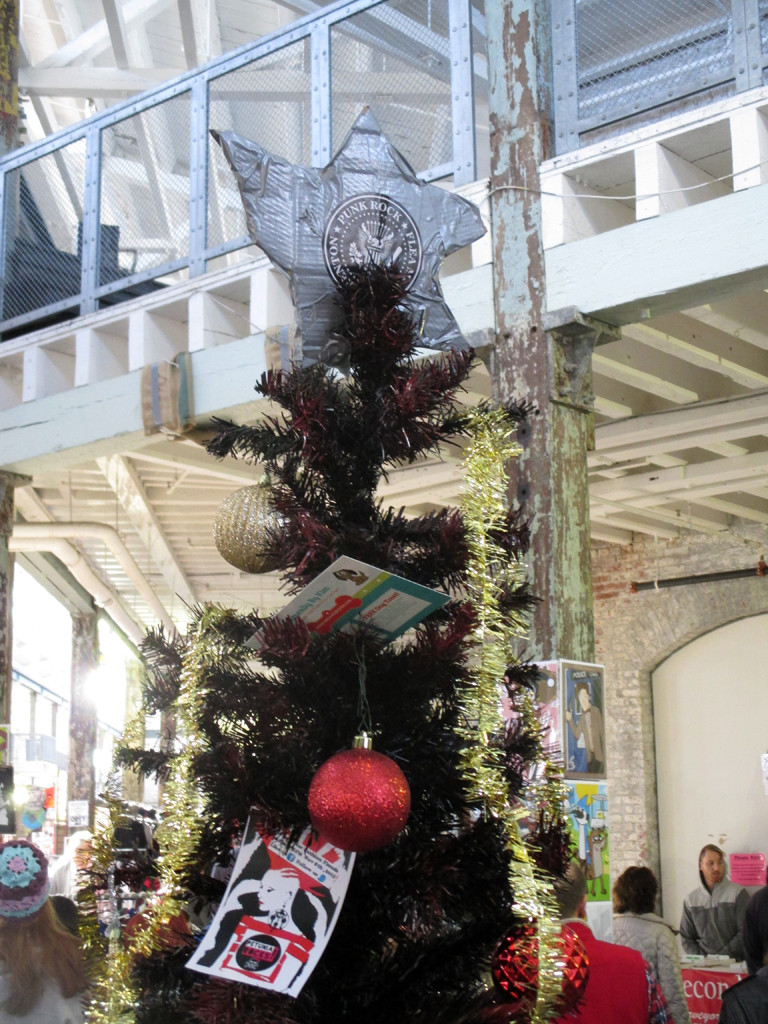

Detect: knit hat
0,840,50,918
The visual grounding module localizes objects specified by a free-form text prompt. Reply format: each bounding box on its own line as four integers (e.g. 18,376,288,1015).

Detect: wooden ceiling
6,0,768,644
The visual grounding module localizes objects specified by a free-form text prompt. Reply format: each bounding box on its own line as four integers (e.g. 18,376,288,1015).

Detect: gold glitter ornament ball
213,484,282,574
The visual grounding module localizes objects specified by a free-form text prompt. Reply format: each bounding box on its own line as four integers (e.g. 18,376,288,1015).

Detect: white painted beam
177,0,199,67
594,395,634,418
700,440,749,457
127,441,262,484
730,106,768,191
540,172,634,248
589,522,635,545
590,495,728,535
590,450,768,502
588,508,680,540
101,0,130,68
682,300,768,352
694,495,768,525
97,453,198,607
593,392,768,459
20,66,171,97
634,141,730,221
34,0,173,69
0,333,271,473
545,184,768,324
592,351,699,403
623,322,768,389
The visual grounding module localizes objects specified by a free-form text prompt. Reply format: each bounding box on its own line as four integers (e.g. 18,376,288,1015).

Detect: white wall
653,613,768,929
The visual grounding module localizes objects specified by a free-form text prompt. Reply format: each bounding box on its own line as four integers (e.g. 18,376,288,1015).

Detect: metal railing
553,0,768,154
0,0,487,338
5,0,768,338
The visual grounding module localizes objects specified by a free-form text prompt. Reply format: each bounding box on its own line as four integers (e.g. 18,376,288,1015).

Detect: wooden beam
623,322,768,389
592,351,699,403
590,450,768,502
34,0,173,69
101,0,129,69
176,0,198,68
694,495,768,525
592,391,768,461
682,298,768,352
97,454,197,607
634,141,730,221
19,66,172,96
546,184,768,325
126,441,261,484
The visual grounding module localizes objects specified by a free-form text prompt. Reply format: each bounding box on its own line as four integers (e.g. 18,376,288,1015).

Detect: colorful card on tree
187,816,355,996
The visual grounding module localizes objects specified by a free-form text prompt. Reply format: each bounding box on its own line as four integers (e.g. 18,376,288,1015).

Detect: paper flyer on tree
248,555,450,649
187,816,355,996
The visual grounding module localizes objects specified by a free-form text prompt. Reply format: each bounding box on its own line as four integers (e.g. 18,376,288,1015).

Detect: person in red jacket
553,861,672,1024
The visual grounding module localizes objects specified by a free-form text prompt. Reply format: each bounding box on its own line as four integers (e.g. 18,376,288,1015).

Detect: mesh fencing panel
330,0,453,174
2,141,86,320
472,0,490,179
207,40,312,250
760,0,768,79
100,92,192,283
575,0,733,124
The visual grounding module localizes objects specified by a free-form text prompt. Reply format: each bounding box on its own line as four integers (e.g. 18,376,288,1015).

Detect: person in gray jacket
613,866,691,1024
680,844,749,959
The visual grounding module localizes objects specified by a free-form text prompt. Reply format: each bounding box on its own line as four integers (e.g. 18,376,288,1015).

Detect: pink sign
730,852,767,887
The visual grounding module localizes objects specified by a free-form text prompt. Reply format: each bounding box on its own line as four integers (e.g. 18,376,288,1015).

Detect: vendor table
681,965,748,1024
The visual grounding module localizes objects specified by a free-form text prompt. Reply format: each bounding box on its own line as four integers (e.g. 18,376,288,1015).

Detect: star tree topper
212,108,486,366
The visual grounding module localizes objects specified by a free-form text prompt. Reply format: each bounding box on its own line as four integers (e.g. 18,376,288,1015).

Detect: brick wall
592,520,768,881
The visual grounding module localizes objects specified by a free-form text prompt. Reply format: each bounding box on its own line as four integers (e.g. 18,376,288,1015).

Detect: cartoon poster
497,663,562,835
533,661,561,762
187,815,355,996
562,661,606,780
566,782,610,903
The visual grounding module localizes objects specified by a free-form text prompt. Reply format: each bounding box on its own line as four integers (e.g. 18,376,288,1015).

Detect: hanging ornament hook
354,641,373,740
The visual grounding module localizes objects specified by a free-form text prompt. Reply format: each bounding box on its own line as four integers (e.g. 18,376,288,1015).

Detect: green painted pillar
486,0,601,662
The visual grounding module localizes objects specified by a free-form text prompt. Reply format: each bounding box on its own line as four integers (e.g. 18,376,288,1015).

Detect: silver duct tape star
212,108,486,366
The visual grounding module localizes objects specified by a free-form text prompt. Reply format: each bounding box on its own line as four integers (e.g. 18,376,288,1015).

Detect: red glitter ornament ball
308,747,411,852
491,921,589,1020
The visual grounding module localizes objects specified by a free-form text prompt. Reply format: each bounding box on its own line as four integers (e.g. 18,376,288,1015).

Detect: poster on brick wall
532,661,561,762
562,661,606,780
499,662,562,835
565,781,610,903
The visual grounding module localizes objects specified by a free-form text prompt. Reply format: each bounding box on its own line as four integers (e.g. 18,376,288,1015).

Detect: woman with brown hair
0,839,88,1022
613,864,691,1024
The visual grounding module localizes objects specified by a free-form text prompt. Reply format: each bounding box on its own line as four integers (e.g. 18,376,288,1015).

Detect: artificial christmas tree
83,119,575,1024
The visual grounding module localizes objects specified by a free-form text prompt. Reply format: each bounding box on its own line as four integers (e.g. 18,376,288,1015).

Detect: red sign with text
682,968,747,1024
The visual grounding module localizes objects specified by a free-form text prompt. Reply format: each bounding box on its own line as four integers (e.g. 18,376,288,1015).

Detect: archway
652,613,768,924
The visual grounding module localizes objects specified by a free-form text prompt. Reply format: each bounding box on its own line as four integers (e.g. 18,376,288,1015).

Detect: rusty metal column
68,612,99,829
0,0,18,154
486,0,598,661
543,309,619,660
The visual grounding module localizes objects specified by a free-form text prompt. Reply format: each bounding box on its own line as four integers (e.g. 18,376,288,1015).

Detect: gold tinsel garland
85,411,570,1021
458,406,568,1024
86,612,220,1022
